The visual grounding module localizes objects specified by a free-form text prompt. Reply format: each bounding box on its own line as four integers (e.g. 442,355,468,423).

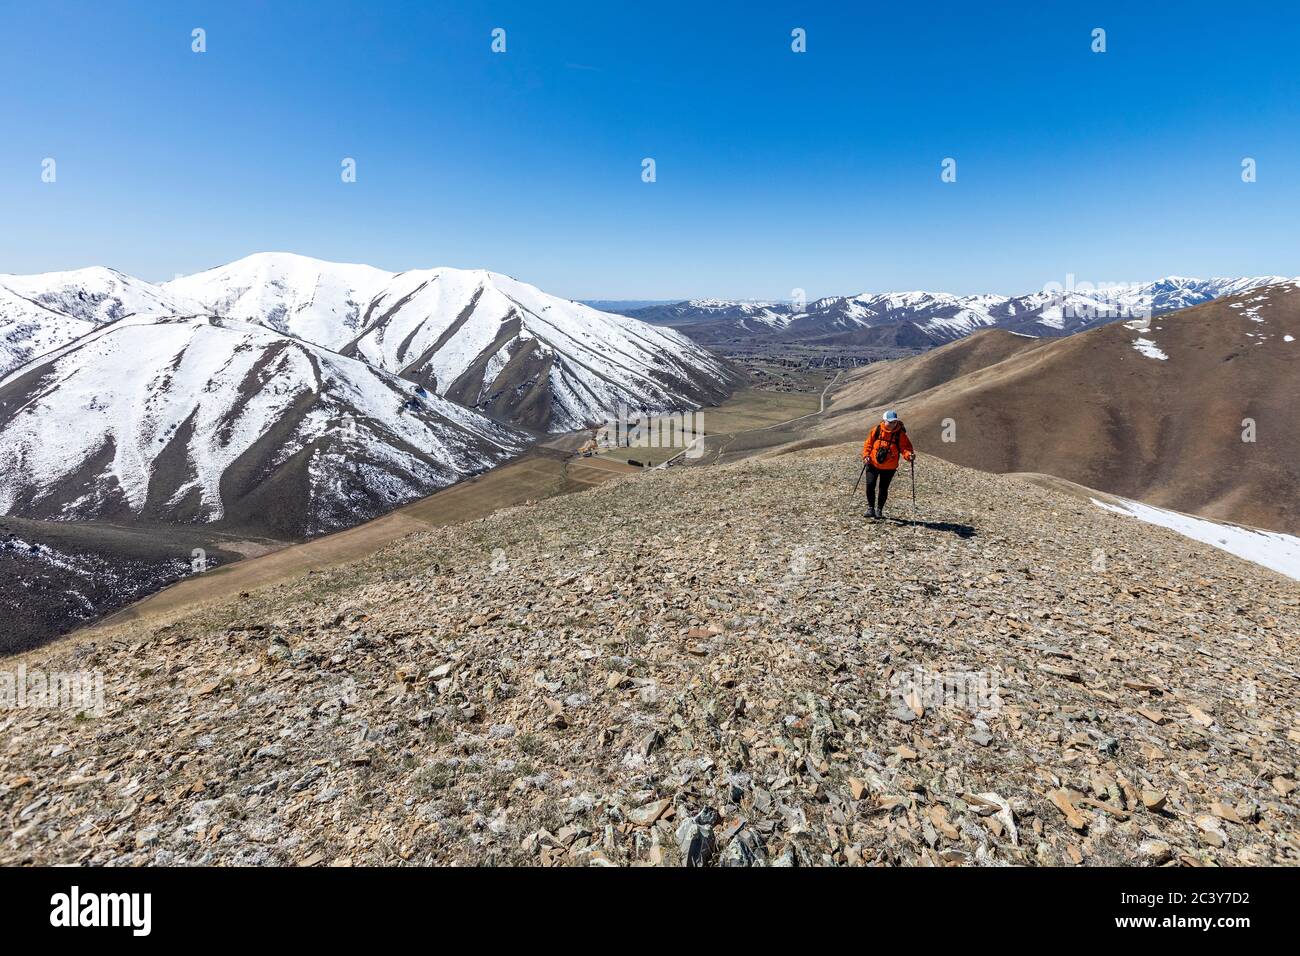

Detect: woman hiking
860,409,915,519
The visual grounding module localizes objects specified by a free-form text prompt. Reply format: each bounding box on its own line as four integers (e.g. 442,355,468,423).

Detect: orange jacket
862,421,914,471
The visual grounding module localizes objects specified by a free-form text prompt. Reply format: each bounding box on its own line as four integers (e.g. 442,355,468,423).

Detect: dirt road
680,371,843,466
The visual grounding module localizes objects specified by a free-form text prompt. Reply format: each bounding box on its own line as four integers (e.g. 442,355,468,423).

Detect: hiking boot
865,506,877,519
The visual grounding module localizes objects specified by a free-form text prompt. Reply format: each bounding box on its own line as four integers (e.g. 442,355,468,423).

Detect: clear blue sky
2,1,1298,299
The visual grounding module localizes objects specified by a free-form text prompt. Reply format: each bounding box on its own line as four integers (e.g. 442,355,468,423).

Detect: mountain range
4,257,1296,542
3,254,1296,650
726,281,1300,535
619,277,1298,347
0,253,737,539
0,315,529,538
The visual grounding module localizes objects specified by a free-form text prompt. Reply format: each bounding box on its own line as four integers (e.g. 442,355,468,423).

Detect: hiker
860,409,914,519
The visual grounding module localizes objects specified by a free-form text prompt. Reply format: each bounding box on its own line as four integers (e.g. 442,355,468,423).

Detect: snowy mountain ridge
1,253,739,433
624,275,1300,345
0,265,204,325
0,253,739,537
0,314,527,537
344,265,735,430
162,252,394,351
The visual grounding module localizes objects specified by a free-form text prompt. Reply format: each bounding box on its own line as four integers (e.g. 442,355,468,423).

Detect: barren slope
825,329,1050,415
2,449,1295,866
0,517,261,655
745,285,1299,534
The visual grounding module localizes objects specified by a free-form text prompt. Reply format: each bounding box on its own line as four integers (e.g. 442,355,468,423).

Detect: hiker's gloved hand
904,452,915,462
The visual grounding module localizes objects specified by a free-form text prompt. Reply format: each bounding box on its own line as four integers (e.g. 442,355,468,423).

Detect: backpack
871,423,903,466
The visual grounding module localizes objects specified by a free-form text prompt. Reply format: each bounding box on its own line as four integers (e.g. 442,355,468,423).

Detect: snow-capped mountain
0,315,525,538
992,276,1297,339
163,252,394,351
0,252,740,536
628,289,1022,346
621,276,1300,347
0,267,204,377
0,266,202,325
343,268,736,431
629,299,794,335
787,291,1002,342
0,285,98,378
1103,276,1294,317
2,253,739,433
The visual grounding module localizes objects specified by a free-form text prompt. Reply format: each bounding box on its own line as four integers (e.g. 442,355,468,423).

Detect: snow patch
1092,498,1300,582
1131,337,1168,360
1036,308,1065,330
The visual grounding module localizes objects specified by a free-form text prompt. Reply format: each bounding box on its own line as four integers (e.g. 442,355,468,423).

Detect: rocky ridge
1,449,1296,866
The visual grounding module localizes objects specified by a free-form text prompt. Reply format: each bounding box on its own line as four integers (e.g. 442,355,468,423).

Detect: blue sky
2,1,1298,299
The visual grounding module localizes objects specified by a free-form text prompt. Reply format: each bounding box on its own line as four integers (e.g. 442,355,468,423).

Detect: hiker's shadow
888,518,977,539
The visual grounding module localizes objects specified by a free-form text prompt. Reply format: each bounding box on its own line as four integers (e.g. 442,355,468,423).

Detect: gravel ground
2,446,1297,866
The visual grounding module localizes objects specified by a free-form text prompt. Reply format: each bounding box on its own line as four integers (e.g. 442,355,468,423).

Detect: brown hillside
829,329,1050,414
805,284,1300,534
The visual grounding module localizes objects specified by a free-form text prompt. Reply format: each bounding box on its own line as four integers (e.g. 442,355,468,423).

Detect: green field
594,387,824,467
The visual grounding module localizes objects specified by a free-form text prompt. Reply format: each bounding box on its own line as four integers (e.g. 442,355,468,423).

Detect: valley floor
2,448,1296,866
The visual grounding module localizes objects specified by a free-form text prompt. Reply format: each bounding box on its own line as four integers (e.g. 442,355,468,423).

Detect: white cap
883,409,899,423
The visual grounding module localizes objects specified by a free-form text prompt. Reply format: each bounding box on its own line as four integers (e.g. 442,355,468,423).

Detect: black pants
865,465,895,511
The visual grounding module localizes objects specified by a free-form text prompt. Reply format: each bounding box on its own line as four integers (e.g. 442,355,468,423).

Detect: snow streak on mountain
0,316,526,538
344,267,736,431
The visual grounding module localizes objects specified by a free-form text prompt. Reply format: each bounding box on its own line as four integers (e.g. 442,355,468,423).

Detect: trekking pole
910,457,917,515
851,459,867,496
